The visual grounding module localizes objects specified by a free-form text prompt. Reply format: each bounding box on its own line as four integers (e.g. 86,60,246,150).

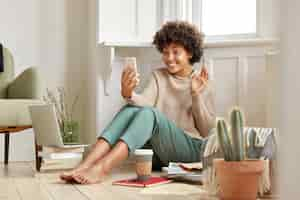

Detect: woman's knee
136,107,156,118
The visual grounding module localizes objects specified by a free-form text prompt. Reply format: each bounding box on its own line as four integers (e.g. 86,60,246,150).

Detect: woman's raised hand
191,67,209,96
121,67,140,98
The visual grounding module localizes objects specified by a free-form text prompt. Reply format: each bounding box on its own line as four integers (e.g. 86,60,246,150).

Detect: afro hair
153,21,204,65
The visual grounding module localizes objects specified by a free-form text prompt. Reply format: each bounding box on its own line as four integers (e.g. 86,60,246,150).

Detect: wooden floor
0,162,277,200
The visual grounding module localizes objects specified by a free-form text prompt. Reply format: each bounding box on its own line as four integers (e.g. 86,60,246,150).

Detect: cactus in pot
217,107,245,161
214,107,265,200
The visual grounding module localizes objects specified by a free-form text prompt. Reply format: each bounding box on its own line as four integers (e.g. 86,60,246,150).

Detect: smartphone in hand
124,57,137,73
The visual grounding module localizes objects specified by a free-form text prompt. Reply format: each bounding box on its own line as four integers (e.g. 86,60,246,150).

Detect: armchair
0,45,43,168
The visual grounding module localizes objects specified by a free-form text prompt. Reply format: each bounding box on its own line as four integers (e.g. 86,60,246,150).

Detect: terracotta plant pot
214,159,265,200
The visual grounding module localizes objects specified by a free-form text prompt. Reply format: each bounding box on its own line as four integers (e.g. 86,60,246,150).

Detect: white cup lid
134,149,153,156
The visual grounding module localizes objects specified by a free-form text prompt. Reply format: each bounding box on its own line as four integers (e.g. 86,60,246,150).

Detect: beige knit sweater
127,68,216,139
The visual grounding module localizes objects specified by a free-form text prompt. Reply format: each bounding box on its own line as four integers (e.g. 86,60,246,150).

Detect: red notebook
112,176,172,188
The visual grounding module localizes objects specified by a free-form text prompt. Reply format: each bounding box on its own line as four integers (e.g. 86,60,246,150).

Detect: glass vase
61,120,79,144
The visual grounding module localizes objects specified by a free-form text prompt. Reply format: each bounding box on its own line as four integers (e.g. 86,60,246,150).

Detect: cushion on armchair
8,67,42,99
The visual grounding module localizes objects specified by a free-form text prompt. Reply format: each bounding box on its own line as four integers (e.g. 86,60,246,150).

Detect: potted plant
214,108,265,200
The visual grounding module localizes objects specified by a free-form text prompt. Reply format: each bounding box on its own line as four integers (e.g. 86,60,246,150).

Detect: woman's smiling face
162,43,192,75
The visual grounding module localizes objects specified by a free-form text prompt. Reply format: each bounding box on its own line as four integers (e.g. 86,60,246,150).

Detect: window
201,0,257,37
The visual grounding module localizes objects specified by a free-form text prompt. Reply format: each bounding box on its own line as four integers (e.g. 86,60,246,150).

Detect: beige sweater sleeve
126,72,158,107
191,80,216,138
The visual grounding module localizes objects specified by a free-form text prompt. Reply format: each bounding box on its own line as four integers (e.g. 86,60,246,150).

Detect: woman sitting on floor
60,21,216,184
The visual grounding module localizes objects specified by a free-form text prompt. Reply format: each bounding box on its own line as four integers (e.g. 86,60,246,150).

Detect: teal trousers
98,105,207,166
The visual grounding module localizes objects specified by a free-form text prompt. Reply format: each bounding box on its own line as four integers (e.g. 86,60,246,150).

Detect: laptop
29,104,88,148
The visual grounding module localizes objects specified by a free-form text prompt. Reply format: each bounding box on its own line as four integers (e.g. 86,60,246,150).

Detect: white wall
279,0,300,198
0,0,89,161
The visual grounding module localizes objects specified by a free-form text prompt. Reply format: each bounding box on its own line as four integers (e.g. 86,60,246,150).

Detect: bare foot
59,165,89,182
72,164,107,184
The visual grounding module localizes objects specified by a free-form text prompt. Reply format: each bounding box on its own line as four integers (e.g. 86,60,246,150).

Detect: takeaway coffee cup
134,149,153,181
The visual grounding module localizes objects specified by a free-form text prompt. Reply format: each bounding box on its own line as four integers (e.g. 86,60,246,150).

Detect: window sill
99,37,279,48
204,37,279,48
100,41,153,47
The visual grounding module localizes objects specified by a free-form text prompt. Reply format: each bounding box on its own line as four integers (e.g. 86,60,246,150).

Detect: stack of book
161,162,204,183
38,146,85,171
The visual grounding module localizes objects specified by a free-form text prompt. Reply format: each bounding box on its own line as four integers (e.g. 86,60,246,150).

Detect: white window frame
97,0,278,46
